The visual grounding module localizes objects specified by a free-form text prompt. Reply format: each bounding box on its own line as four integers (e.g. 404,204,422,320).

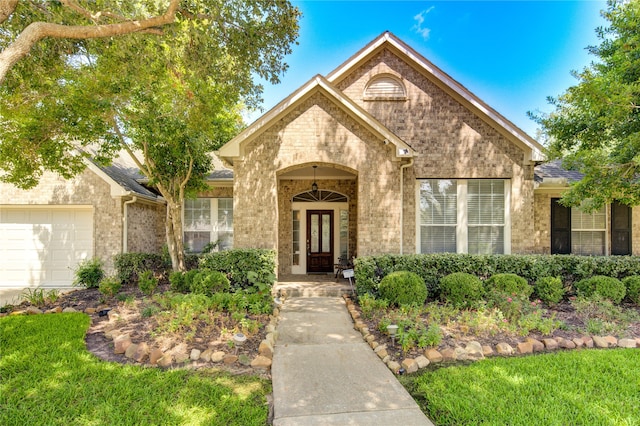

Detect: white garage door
0,207,93,289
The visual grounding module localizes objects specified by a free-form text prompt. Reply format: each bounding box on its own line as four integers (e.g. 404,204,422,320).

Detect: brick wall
126,202,165,253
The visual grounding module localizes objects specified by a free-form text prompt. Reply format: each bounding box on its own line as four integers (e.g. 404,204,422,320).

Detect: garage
0,207,93,289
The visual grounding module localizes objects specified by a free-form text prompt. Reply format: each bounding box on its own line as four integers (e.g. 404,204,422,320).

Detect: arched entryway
277,164,357,276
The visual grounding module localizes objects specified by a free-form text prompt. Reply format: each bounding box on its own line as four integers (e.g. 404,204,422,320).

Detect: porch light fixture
311,165,318,192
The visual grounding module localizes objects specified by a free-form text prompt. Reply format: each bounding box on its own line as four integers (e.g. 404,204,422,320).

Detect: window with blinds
468,180,505,254
571,206,606,255
183,198,234,252
419,179,457,253
364,76,406,100
418,179,508,254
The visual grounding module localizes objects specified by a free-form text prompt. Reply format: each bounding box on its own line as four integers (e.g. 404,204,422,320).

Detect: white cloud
412,6,435,40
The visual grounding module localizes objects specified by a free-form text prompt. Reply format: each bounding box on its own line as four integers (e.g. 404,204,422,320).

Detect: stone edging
343,295,640,375
4,303,281,372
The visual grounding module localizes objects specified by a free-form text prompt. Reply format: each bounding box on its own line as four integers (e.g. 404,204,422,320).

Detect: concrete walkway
272,296,434,425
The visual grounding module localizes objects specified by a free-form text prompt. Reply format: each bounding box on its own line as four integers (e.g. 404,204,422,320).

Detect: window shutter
611,201,631,255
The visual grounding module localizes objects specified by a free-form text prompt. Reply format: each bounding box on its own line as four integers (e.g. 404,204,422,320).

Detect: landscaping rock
113,334,132,354
26,306,43,315
9,310,25,316
525,338,544,352
618,338,637,348
265,324,276,334
440,348,457,362
517,341,533,354
373,344,387,354
572,338,584,348
104,329,121,340
369,341,378,349
604,336,618,347
200,349,213,362
593,336,609,348
496,342,514,355
542,338,558,350
62,307,78,313
365,335,375,343
382,355,391,364
107,310,120,321
425,348,443,363
149,348,164,365
465,341,484,360
582,336,594,348
46,307,62,314
259,340,274,359
125,343,139,359
157,354,173,368
133,342,149,363
211,351,226,363
401,358,418,374
171,343,189,363
190,349,201,361
266,332,276,347
557,338,576,349
415,355,430,369
376,348,388,359
454,346,468,361
482,345,494,357
251,355,272,370
387,360,401,374
223,355,238,365
84,307,97,314
238,354,251,366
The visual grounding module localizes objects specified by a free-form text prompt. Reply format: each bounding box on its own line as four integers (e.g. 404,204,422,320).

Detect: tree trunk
165,199,186,272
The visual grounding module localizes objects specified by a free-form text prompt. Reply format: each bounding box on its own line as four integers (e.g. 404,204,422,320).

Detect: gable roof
534,160,584,184
327,32,545,163
218,74,415,163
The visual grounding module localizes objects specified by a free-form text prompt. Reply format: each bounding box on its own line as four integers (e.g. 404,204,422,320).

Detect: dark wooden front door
551,198,571,254
307,210,334,273
611,201,632,255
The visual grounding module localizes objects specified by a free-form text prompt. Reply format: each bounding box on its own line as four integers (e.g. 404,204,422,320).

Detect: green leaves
532,0,640,209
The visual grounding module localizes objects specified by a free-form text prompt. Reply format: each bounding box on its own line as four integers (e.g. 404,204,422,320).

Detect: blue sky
247,0,608,139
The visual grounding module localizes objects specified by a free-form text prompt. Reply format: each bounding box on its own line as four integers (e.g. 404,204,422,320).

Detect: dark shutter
551,199,571,254
611,201,632,255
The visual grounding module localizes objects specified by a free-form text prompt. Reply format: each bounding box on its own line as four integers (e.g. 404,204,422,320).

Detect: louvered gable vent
364,76,406,100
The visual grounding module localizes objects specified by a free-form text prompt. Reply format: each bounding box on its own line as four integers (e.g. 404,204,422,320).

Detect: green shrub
169,271,188,293
190,271,230,296
199,249,276,292
534,276,565,304
358,294,389,319
575,275,626,304
138,270,159,296
485,273,532,297
439,272,484,308
622,276,640,304
74,258,104,288
99,276,122,298
377,271,427,307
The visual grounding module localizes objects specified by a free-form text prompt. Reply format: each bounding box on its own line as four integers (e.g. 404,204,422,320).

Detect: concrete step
273,281,354,298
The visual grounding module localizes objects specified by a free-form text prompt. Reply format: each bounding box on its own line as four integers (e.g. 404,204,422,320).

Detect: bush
485,273,533,297
575,275,626,304
534,276,565,304
622,276,640,304
99,276,122,298
169,271,189,293
138,270,159,296
199,249,276,292
74,258,104,288
439,272,484,308
377,271,427,307
190,270,230,296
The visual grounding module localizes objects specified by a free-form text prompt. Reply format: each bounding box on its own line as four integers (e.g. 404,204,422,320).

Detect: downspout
399,158,414,255
123,196,137,253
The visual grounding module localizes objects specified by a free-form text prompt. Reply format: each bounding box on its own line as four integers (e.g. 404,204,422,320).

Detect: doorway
306,210,334,273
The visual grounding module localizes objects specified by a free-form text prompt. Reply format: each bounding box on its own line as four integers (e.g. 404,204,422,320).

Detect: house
0,32,637,294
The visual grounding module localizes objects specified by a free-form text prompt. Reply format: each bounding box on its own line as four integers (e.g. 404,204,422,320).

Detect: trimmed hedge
354,253,640,298
199,249,277,293
114,252,198,285
623,276,640,304
439,272,484,308
534,276,565,304
378,271,427,307
484,273,533,297
575,275,626,304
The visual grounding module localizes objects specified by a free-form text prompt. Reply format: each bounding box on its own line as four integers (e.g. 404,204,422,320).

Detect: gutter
123,196,138,253
399,158,414,254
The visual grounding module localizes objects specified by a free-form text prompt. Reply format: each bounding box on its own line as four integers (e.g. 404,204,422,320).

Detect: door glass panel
322,214,331,253
311,214,319,252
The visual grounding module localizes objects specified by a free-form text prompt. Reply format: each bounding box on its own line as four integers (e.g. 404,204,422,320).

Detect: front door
611,201,632,255
307,210,334,273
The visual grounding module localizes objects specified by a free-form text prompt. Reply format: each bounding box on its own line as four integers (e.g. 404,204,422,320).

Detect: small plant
21,288,46,307
169,271,188,293
74,258,104,288
190,270,230,296
138,270,159,296
485,273,533,298
572,295,639,335
439,272,483,308
422,323,443,347
141,304,160,318
575,275,626,304
378,271,428,307
46,289,60,304
358,294,389,319
534,276,565,304
99,276,122,298
622,276,640,305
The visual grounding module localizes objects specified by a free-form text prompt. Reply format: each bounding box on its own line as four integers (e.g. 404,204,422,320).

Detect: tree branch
0,0,180,84
109,114,151,178
0,0,18,25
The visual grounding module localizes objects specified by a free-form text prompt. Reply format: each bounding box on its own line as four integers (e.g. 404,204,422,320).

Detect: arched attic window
292,190,348,202
363,75,407,101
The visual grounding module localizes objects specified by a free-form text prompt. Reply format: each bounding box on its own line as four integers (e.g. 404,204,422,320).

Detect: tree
531,0,640,210
0,1,300,270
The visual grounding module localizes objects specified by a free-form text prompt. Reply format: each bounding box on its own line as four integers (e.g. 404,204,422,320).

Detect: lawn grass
0,313,270,426
402,349,640,425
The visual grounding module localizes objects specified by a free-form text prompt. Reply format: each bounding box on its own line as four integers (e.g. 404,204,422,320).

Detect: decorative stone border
3,302,283,372
343,295,640,375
